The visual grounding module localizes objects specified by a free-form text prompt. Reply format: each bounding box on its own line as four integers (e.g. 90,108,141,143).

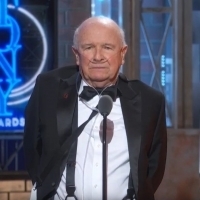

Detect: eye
103,45,113,50
105,46,111,49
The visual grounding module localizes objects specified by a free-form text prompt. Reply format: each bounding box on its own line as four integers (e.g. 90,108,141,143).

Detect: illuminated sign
0,0,47,132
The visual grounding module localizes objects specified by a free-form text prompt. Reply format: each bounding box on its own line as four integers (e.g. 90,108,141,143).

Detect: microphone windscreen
98,95,113,116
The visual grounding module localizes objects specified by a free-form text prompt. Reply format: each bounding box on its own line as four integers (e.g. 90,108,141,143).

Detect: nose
92,48,105,62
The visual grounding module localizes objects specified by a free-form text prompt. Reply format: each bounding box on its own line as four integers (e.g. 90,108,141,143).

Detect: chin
90,76,108,82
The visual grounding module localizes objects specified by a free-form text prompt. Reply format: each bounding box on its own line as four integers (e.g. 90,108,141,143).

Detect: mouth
89,66,107,69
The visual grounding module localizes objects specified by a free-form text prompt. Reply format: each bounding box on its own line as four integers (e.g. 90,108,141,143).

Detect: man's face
73,21,127,88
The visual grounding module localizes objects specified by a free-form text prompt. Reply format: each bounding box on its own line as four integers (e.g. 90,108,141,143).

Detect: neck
82,78,118,89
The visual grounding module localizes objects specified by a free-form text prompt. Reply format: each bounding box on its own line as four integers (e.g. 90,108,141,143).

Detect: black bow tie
79,85,118,101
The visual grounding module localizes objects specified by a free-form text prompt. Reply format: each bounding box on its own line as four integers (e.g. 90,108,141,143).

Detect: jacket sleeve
147,95,167,192
23,75,42,184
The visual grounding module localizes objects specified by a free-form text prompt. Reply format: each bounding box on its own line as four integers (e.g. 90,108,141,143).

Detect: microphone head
98,95,113,117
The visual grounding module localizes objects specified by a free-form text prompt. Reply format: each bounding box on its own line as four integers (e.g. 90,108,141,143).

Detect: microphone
98,95,113,117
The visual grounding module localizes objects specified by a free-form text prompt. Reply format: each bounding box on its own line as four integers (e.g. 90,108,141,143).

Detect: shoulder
33,65,78,89
119,73,165,102
38,65,78,80
34,65,78,86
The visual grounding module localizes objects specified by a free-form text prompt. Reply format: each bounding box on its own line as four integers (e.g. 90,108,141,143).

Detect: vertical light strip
105,0,111,18
118,0,122,28
91,0,95,16
95,0,101,16
92,0,114,18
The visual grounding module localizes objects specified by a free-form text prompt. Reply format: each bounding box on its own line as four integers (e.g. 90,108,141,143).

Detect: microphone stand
102,114,107,200
98,95,113,200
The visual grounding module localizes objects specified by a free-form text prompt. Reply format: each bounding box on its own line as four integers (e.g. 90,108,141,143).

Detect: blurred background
0,0,199,199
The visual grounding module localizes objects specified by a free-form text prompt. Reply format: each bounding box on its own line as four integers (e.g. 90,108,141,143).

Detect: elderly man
24,16,167,200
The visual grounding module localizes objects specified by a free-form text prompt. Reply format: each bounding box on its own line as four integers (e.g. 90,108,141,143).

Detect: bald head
73,16,126,49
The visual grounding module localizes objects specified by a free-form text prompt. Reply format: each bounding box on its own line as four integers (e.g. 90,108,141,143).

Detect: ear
121,45,128,65
72,47,80,65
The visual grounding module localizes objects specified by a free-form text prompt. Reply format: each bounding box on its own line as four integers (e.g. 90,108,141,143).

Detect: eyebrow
80,44,93,48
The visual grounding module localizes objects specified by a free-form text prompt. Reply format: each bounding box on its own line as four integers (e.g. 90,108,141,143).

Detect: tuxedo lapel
118,78,142,195
57,73,80,146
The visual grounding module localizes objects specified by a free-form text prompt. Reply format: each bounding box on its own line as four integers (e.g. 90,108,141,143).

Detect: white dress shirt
55,80,130,200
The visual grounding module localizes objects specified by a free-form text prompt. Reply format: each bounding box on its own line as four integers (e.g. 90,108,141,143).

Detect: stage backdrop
0,0,54,133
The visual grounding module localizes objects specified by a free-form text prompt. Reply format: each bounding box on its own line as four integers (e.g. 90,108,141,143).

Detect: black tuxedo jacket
24,66,167,200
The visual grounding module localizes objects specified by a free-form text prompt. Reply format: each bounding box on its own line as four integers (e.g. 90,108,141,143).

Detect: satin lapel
119,79,142,195
57,73,79,146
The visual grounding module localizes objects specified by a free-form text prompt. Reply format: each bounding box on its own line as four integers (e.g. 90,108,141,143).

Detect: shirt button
96,163,98,166
95,126,98,129
97,144,100,148
94,184,97,188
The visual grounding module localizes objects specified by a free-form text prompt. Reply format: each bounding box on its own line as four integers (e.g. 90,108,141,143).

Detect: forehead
77,21,122,45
